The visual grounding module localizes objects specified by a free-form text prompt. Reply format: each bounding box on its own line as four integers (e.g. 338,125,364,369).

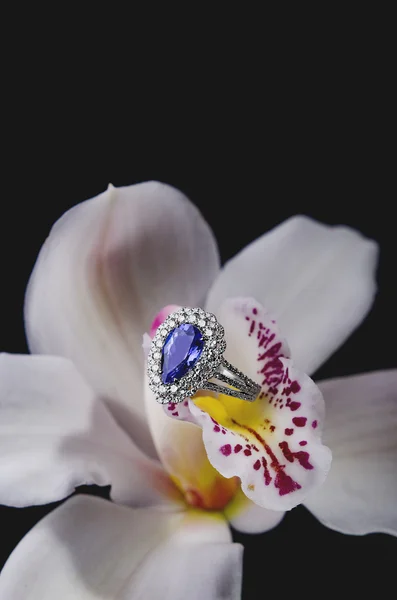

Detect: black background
1,20,396,599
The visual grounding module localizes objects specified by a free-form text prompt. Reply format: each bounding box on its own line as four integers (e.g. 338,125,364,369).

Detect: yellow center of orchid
156,400,239,511
193,391,274,439
169,391,275,512
172,464,239,511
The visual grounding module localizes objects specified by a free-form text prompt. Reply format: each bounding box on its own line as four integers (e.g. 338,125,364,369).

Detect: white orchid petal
0,495,243,600
206,216,378,375
305,370,397,535
225,489,285,534
0,354,177,508
189,298,332,511
25,182,220,451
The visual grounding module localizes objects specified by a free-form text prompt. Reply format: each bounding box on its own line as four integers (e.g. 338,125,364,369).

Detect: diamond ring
147,307,261,404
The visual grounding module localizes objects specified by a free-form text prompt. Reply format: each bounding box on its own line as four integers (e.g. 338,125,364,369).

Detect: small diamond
189,315,197,324
156,339,163,348
198,319,205,327
210,315,216,322
154,351,160,359
168,320,176,328
159,385,166,393
177,313,185,322
211,340,217,347
205,328,213,336
153,375,160,383
152,364,159,372
170,384,178,393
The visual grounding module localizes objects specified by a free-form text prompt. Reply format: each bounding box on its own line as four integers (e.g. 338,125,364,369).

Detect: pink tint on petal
149,305,180,337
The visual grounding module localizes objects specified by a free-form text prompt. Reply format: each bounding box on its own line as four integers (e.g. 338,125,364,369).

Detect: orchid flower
0,182,396,600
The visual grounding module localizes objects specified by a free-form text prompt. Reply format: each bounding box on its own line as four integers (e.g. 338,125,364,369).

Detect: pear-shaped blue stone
161,323,204,384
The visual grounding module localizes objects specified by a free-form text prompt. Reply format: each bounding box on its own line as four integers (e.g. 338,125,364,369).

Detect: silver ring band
202,359,260,402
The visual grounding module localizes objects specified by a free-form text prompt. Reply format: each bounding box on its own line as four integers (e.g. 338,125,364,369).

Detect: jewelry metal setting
147,307,260,404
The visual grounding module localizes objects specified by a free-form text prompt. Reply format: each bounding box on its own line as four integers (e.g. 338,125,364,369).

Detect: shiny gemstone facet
161,324,204,384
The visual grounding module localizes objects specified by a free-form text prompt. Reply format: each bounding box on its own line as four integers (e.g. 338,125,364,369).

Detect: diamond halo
147,307,226,404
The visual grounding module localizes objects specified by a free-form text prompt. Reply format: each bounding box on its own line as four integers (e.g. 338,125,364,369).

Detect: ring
147,307,261,404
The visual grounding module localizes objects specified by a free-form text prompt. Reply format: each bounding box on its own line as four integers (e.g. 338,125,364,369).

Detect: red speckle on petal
289,401,301,411
245,316,250,321
292,417,307,427
220,444,232,456
234,444,243,453
258,339,279,362
244,449,252,456
312,420,318,429
279,441,294,463
285,428,294,436
279,441,313,470
253,307,258,315
299,441,307,446
270,425,276,432
275,470,302,496
231,419,302,496
214,425,221,432
253,459,261,470
294,451,314,470
290,381,301,394
249,321,256,336
261,457,272,485
172,412,179,417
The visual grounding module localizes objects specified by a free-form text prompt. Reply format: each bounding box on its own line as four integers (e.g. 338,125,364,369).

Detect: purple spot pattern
163,398,196,424
208,300,321,498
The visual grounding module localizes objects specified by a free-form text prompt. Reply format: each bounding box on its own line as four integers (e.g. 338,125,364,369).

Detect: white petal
206,216,378,375
25,182,220,451
0,495,243,600
0,354,177,508
225,489,285,534
305,370,397,535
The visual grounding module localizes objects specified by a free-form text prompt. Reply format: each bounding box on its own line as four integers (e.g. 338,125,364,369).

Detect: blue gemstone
161,323,204,384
